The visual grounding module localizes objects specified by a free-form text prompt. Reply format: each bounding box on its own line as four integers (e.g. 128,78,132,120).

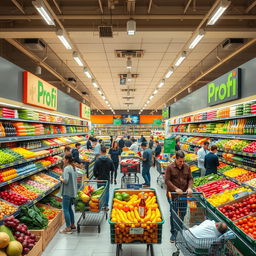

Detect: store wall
91,115,162,124
170,57,256,117
0,57,85,118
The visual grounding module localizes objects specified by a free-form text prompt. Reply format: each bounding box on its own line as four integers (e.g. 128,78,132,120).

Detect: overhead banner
23,71,57,111
162,107,170,120
207,68,241,106
164,138,176,154
153,119,162,125
80,103,91,120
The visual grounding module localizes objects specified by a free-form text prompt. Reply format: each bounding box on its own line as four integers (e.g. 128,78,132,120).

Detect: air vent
121,89,136,92
24,39,45,51
119,74,139,78
123,96,135,100
124,103,133,106
115,50,144,58
99,26,113,38
222,38,244,49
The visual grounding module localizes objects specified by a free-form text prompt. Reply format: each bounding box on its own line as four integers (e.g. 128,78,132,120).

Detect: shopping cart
169,192,233,256
155,159,168,188
109,188,165,256
120,157,141,188
75,180,108,233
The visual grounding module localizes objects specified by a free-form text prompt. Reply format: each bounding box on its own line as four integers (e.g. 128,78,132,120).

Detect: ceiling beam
245,0,256,13
52,0,62,14
147,0,153,14
11,0,25,14
98,0,103,14
184,0,193,14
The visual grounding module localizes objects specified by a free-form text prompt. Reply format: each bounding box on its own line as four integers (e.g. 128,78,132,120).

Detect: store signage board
162,107,169,119
153,119,162,125
207,68,241,106
164,138,176,154
113,118,122,125
23,71,57,110
80,103,91,120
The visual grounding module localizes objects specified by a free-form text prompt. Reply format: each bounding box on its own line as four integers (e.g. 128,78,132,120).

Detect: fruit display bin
108,188,164,256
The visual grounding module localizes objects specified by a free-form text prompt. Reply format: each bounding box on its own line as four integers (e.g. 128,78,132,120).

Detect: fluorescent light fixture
91,79,98,88
67,87,71,94
127,19,136,36
189,29,205,49
97,89,102,95
165,68,174,79
105,101,109,104
149,95,154,100
146,100,150,104
32,0,55,26
102,95,106,100
56,30,72,50
73,51,83,67
175,51,186,67
84,68,92,79
158,79,165,88
127,72,132,82
127,57,132,69
207,0,231,25
153,89,158,95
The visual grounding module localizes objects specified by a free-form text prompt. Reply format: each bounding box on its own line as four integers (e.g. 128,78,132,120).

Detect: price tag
233,191,249,199
129,228,144,235
222,184,230,189
207,176,214,180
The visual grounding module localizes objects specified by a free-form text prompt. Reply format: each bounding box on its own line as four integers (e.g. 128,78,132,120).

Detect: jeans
168,195,188,236
111,162,119,181
200,167,206,176
142,165,151,186
105,183,110,207
62,195,75,227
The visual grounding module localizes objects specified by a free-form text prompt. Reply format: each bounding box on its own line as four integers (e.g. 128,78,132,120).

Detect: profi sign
207,68,241,106
23,72,57,110
80,103,91,120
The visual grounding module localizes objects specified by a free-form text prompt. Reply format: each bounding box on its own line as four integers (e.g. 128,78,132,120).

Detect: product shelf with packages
75,180,108,233
109,189,164,256
169,192,235,256
120,157,141,189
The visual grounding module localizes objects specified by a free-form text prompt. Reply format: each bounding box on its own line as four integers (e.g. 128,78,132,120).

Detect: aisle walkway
42,167,181,256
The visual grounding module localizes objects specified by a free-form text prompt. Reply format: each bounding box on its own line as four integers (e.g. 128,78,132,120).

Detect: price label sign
222,184,230,189
129,228,144,235
233,191,249,199
207,176,214,180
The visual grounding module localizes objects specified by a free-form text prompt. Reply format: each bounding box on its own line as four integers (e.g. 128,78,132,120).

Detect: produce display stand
26,231,43,256
169,192,233,256
87,159,96,179
76,180,108,233
109,188,164,256
120,157,140,189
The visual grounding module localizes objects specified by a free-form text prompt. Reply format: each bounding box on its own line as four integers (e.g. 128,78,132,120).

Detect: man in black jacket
204,145,219,175
125,135,132,147
86,136,93,150
118,137,125,150
72,143,82,164
93,146,114,209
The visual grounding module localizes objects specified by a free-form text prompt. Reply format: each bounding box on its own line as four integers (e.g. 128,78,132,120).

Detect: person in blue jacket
204,145,219,175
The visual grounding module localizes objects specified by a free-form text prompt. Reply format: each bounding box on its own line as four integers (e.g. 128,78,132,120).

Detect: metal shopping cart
120,157,141,188
156,159,169,188
169,192,234,256
75,180,108,233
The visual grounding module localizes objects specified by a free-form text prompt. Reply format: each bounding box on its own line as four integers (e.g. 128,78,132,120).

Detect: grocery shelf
168,113,256,125
181,141,256,157
0,132,88,143
172,132,256,141
0,117,88,127
0,160,62,188
220,158,256,173
0,150,62,170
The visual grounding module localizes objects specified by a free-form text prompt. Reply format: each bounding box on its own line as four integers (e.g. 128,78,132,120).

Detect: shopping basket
75,180,108,233
109,188,165,256
169,192,234,256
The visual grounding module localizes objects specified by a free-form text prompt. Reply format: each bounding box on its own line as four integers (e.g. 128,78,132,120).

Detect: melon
0,232,10,248
5,241,22,256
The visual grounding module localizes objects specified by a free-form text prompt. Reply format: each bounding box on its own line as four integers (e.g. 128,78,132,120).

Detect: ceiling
0,0,256,113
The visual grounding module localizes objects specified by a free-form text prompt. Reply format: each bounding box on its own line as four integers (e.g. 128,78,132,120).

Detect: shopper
64,146,71,156
140,135,147,143
140,142,153,187
86,136,93,150
165,150,193,242
59,154,77,234
129,138,139,153
204,145,219,175
149,135,154,149
71,143,83,165
93,138,101,158
197,141,210,176
93,146,114,209
175,139,181,152
109,141,121,184
125,135,132,147
110,136,113,147
153,140,162,166
118,136,125,151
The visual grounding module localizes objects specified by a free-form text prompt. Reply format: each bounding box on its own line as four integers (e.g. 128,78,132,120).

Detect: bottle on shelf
138,192,146,218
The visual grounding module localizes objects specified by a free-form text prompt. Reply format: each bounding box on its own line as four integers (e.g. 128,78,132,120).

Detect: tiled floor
42,167,182,256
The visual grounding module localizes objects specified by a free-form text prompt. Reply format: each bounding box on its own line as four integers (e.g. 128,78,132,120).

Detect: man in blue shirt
204,145,219,175
140,142,153,187
197,141,210,176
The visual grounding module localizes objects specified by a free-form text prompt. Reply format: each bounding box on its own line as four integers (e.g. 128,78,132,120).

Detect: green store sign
207,68,241,106
162,107,169,119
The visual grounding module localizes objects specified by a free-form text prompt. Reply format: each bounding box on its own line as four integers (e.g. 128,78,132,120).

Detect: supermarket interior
0,0,256,256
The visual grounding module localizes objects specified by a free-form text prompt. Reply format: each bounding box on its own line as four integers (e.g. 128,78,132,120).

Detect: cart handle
168,191,203,198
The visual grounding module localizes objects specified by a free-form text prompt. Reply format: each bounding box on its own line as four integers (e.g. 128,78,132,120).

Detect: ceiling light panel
56,30,72,50
73,51,83,67
32,0,55,26
175,51,186,67
188,29,205,49
84,68,92,79
207,0,231,25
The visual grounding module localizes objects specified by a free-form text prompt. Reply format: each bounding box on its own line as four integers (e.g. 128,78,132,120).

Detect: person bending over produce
59,154,77,234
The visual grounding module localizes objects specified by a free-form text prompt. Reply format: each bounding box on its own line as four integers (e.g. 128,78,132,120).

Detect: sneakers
170,234,176,243
142,183,150,187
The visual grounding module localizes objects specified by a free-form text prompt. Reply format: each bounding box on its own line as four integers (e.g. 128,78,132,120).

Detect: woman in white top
129,139,139,153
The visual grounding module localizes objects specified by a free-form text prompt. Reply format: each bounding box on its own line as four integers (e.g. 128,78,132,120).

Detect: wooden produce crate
26,231,43,256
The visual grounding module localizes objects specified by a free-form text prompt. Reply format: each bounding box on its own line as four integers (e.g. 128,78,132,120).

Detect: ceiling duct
24,39,45,51
115,50,144,58
123,96,135,100
121,89,136,92
222,38,244,50
99,26,113,37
